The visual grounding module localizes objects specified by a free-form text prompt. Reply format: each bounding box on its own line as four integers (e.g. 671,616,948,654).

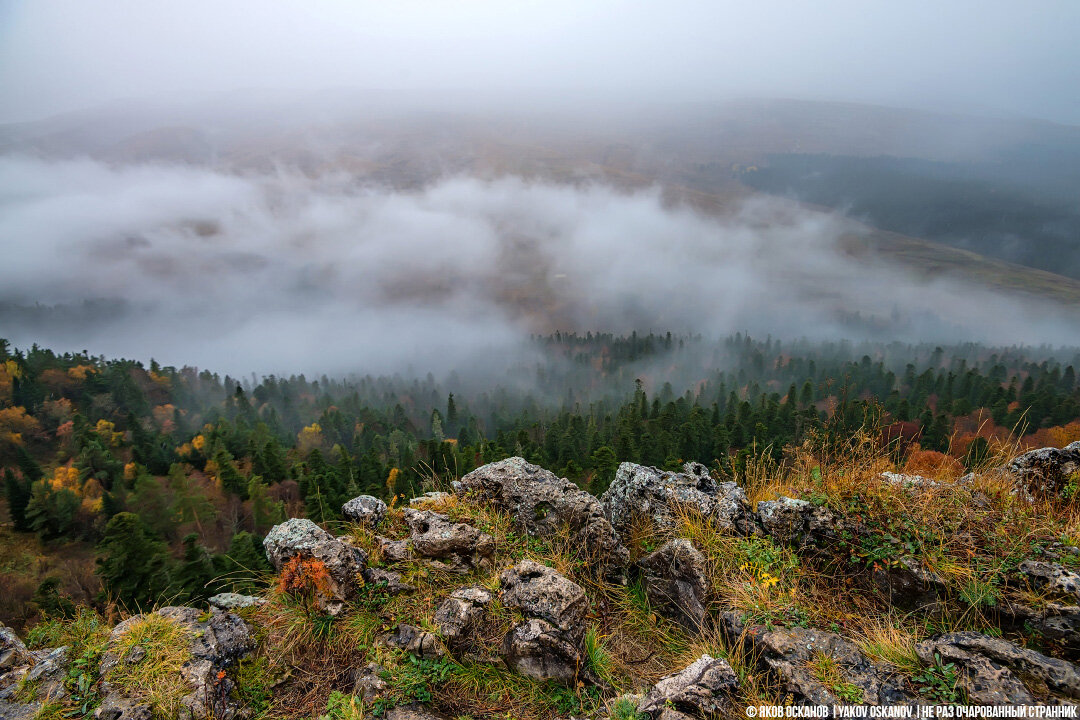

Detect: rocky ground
2,440,1079,719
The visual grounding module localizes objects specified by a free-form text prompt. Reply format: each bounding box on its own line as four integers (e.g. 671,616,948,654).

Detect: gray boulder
500,560,587,641
341,495,387,527
381,624,444,660
601,462,751,536
385,706,452,720
403,509,494,574
459,457,629,581
500,619,582,684
263,518,367,615
1008,441,1080,496
637,654,738,718
378,536,414,565
352,662,388,704
208,593,265,611
433,587,491,647
98,606,254,720
0,624,34,675
637,539,710,633
1003,561,1080,652
756,496,840,548
916,632,1080,703
362,567,414,595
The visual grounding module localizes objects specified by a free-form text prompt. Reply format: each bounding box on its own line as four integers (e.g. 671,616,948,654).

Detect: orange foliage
42,398,75,423
903,448,964,479
152,404,177,434
67,365,96,381
191,434,207,453
1023,422,1080,451
124,462,137,481
277,555,332,600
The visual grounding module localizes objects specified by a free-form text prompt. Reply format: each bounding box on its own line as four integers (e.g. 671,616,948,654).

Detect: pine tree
95,512,171,609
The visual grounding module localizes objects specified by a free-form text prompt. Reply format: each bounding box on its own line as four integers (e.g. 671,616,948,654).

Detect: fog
2,155,1077,376
1,1,1078,125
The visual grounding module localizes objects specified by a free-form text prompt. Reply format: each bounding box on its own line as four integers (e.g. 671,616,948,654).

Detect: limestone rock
755,496,839,548
0,625,33,675
385,706,452,720
500,560,587,640
602,462,751,536
433,587,491,647
352,662,389,704
341,495,387,527
409,492,452,508
731,624,913,706
916,632,1080,703
501,619,582,684
263,518,367,615
98,607,254,720
379,537,414,565
637,539,710,632
459,457,629,581
403,509,494,573
363,567,415,595
382,624,444,660
637,654,738,718
1008,442,1080,496
208,593,265,611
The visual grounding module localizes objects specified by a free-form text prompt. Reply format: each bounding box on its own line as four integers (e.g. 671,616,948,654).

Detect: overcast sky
1,0,1078,124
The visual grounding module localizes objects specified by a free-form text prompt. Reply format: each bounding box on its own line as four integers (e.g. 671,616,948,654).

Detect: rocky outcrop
1002,560,1080,654
719,614,913,707
637,654,738,719
381,624,444,660
499,560,588,683
402,509,494,574
637,539,710,633
97,606,254,720
916,632,1080,704
459,457,629,581
352,662,389,705
1008,441,1080,496
755,496,842,548
602,462,751,536
379,537,414,565
208,593,265,611
341,495,387,527
501,619,582,685
362,567,414,595
263,518,367,615
0,635,68,720
433,587,491,648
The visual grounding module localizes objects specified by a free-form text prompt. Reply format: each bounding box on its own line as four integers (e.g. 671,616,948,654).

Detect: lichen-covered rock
381,624,445,660
1,643,69,718
500,560,587,641
880,471,939,488
97,607,254,720
342,495,387,527
637,654,738,718
916,632,1080,703
363,567,415,595
379,536,414,565
92,693,153,720
352,662,389,704
601,462,751,536
433,587,491,647
1008,441,1080,496
208,593,265,611
263,518,367,615
500,619,582,684
870,556,946,609
1002,561,1080,653
459,457,629,581
755,496,839,548
637,539,709,633
403,509,494,573
722,622,913,706
409,492,452,508
0,625,34,675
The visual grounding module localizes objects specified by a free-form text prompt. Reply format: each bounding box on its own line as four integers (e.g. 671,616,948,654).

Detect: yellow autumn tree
297,423,325,455
0,406,40,447
386,467,401,497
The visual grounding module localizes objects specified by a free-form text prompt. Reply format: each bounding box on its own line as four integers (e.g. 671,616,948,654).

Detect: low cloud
1,156,1076,377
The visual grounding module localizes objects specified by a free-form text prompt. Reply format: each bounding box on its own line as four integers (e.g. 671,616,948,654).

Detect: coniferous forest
2,332,1078,630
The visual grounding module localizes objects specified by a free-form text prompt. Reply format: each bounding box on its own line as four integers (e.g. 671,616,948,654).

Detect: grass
808,651,864,703
105,614,194,718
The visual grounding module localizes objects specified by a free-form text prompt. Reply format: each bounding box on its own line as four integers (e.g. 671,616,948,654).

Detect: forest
2,332,1079,630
